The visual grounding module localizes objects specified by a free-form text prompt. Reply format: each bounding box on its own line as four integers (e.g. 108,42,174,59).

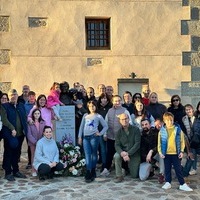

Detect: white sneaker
179,183,193,191
162,182,171,190
32,172,37,177
100,168,110,176
189,169,197,175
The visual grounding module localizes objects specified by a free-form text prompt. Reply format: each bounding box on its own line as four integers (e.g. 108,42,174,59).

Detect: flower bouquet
57,134,86,176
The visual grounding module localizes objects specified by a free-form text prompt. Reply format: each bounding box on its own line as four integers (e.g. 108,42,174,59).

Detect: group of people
0,82,199,193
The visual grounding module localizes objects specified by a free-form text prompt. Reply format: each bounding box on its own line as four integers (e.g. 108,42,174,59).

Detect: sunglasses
135,96,141,99
172,99,179,102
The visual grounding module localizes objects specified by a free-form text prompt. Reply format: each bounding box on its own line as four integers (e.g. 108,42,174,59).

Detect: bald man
114,113,141,183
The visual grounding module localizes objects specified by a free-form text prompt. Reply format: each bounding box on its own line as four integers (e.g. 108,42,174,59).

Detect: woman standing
97,93,112,172
167,95,186,133
78,100,108,183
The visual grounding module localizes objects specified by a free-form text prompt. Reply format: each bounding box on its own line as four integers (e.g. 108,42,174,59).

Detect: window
85,18,110,50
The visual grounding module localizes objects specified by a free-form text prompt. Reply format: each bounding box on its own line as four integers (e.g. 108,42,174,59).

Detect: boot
91,168,96,181
85,170,92,183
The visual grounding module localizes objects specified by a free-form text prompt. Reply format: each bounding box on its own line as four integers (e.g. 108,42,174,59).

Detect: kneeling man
114,113,141,183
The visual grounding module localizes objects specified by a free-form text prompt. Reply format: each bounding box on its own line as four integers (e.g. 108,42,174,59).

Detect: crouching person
114,113,141,183
33,126,64,180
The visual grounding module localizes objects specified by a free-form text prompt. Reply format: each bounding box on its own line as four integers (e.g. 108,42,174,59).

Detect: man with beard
140,119,165,183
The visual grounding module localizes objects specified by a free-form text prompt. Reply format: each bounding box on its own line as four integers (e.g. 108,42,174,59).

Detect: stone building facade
0,0,194,103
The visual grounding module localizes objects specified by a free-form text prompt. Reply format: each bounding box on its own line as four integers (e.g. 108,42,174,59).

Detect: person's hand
51,162,57,167
60,103,65,106
103,135,107,141
187,152,194,160
28,119,34,125
146,150,153,162
78,138,82,146
12,130,17,137
178,152,184,159
49,163,54,168
123,155,130,162
120,151,128,158
95,132,101,136
159,153,165,159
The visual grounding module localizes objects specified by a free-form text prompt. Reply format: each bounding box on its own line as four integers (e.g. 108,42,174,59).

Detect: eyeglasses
135,96,141,99
172,99,179,102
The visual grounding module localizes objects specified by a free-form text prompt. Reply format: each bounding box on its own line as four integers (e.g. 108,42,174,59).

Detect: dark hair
28,91,36,96
87,100,98,114
43,125,52,133
111,95,122,102
97,93,111,107
132,93,142,103
123,91,132,99
0,93,9,102
134,101,149,119
31,108,43,122
194,101,200,117
170,94,182,107
36,94,47,108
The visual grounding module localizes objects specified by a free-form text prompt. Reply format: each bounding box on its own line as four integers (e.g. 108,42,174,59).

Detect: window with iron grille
85,18,110,50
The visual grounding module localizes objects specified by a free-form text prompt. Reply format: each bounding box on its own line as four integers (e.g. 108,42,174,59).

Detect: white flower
75,146,80,150
64,143,70,148
69,150,75,156
80,159,86,166
72,169,78,175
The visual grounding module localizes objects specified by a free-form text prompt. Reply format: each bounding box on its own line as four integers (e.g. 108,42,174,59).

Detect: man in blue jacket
1,89,27,181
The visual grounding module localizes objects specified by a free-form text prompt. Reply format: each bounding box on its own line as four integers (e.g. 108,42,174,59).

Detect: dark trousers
3,135,24,175
38,162,64,176
105,138,115,170
25,137,31,165
164,154,184,185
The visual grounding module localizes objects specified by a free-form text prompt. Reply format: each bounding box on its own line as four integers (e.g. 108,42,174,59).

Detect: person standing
18,85,30,104
101,95,132,176
158,112,193,191
1,89,27,181
78,100,108,183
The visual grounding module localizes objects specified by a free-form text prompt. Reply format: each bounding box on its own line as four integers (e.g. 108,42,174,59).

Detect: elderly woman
33,126,64,180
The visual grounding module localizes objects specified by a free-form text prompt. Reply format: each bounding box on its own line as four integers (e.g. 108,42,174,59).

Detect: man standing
18,85,30,104
114,113,141,182
1,89,27,181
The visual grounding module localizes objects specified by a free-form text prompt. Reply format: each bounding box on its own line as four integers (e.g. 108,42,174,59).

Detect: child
78,100,108,183
47,82,64,121
27,109,46,176
182,104,197,175
158,112,193,191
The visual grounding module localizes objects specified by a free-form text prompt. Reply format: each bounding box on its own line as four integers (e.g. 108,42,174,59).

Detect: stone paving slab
0,155,199,200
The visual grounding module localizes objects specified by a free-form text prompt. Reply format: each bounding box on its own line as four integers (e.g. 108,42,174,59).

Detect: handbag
190,133,200,149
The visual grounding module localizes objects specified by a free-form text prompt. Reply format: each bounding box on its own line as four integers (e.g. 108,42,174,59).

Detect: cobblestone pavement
0,155,199,200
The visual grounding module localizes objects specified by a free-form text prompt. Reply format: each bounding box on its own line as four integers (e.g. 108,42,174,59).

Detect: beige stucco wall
0,0,191,101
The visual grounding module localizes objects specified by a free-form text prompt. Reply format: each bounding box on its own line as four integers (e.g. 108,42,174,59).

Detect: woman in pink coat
28,94,54,128
27,108,46,176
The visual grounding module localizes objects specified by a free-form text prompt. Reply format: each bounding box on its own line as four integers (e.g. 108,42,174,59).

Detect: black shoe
47,172,54,179
26,164,31,169
5,174,15,181
13,171,27,178
85,170,92,183
91,168,96,181
39,175,45,181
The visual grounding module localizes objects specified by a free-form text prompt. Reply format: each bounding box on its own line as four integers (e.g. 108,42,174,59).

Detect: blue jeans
99,136,107,168
183,148,200,177
83,134,100,170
